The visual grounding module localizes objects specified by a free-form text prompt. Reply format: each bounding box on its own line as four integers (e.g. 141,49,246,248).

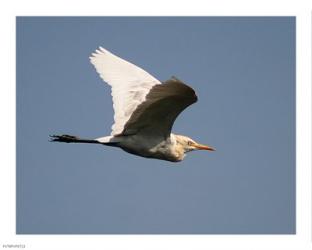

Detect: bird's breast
117,134,184,162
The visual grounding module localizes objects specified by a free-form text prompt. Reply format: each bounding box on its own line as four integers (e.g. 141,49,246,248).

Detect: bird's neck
170,134,186,161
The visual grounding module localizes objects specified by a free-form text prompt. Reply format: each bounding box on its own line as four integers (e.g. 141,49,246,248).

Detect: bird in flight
50,47,215,162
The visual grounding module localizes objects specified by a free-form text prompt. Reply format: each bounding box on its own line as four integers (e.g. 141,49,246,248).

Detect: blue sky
16,16,295,234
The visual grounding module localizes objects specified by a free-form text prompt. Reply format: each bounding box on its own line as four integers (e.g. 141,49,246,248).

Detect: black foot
49,134,79,143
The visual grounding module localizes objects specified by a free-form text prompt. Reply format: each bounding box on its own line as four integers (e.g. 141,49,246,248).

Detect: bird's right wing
90,47,161,136
121,77,198,138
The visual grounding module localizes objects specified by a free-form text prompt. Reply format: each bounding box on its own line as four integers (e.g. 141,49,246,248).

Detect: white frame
0,1,311,249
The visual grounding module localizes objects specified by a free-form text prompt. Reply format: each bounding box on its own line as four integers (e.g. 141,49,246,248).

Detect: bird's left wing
121,77,198,138
90,47,161,135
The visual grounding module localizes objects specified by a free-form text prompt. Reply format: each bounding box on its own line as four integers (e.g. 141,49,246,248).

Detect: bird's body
51,47,214,162
113,133,184,162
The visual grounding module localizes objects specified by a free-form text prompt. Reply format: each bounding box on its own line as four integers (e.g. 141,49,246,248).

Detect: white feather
89,47,161,135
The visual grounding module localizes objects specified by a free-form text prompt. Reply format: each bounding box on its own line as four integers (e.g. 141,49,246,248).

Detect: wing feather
89,47,161,135
121,77,198,138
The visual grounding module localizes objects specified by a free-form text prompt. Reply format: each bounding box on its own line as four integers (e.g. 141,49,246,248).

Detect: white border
0,1,311,249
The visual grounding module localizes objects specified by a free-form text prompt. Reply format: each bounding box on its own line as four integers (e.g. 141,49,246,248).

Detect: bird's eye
187,141,193,146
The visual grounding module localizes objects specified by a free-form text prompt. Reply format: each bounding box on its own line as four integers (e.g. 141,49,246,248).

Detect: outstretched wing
121,77,198,138
90,47,161,135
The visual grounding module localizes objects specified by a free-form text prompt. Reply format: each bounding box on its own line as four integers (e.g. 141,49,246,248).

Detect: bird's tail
50,134,100,144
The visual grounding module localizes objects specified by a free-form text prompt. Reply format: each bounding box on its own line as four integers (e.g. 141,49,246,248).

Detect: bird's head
175,135,215,153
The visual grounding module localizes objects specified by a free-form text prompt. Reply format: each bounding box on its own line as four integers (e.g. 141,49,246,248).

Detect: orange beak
194,143,215,151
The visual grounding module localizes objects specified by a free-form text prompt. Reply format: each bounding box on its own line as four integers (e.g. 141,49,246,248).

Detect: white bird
51,47,215,162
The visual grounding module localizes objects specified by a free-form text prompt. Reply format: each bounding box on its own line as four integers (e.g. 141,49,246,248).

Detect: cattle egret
50,47,215,162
